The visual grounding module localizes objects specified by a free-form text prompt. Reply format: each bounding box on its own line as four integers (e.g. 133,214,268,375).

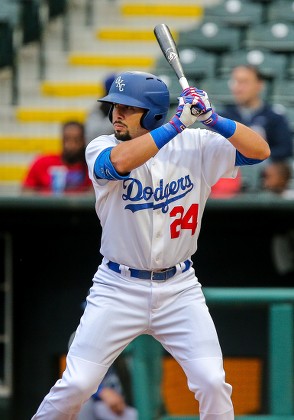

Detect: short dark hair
233,64,264,81
62,121,85,137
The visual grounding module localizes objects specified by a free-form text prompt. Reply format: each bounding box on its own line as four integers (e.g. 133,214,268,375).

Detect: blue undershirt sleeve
235,150,264,166
94,147,130,180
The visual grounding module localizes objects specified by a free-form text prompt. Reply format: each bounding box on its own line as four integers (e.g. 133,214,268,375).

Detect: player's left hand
179,87,213,120
174,95,199,127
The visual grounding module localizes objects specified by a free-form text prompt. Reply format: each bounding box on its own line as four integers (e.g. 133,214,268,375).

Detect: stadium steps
0,0,219,193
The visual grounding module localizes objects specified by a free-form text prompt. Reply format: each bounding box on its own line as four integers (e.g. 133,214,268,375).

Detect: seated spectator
77,365,138,420
85,73,116,144
261,161,292,196
22,121,92,194
221,65,293,163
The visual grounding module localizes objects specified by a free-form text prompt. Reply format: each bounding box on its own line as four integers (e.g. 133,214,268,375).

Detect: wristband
202,113,236,138
150,116,186,150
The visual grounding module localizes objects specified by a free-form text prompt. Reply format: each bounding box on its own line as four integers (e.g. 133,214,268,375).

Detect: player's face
229,67,264,107
112,104,148,141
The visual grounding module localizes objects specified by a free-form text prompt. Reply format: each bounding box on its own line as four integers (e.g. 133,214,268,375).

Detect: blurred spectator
221,65,293,163
77,364,138,420
261,161,292,196
210,170,242,199
22,121,92,194
85,74,116,144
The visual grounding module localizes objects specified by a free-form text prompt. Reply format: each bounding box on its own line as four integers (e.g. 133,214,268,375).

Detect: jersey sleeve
200,129,238,187
86,135,122,185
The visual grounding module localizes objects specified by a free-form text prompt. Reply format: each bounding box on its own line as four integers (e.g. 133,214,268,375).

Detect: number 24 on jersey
170,203,198,239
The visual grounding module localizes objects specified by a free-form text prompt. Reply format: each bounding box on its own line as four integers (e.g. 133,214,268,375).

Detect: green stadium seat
272,79,294,106
0,1,22,105
158,74,185,105
154,47,217,82
21,0,41,45
239,164,264,193
219,49,288,80
282,106,294,135
270,105,294,140
48,0,68,19
0,21,14,69
204,0,264,29
288,55,294,79
177,22,241,54
245,22,294,53
267,0,294,24
196,77,234,108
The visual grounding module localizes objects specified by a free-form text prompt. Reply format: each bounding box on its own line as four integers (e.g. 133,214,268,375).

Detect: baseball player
32,71,270,420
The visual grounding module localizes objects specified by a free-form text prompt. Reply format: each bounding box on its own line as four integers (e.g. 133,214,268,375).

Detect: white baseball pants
32,261,234,420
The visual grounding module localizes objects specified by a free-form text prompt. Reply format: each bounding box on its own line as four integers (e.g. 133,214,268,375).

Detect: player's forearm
228,122,271,160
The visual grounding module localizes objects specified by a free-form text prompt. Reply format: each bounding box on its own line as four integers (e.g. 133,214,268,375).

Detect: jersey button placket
150,160,164,268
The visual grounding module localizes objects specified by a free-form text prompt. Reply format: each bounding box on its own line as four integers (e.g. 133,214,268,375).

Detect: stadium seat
21,0,42,45
154,47,217,81
267,0,294,24
0,1,22,104
245,22,294,53
0,21,13,69
239,164,264,193
219,49,288,81
158,74,185,105
272,79,294,106
177,22,241,54
270,102,294,131
196,77,234,108
282,106,294,135
204,0,264,29
288,55,294,79
48,0,68,19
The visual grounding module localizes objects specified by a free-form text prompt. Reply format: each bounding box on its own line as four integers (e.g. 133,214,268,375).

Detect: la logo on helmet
115,76,125,92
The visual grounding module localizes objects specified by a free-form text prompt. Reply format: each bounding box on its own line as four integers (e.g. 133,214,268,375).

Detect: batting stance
32,71,270,420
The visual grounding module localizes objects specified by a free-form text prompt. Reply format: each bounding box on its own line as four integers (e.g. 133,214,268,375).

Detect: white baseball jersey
86,128,237,270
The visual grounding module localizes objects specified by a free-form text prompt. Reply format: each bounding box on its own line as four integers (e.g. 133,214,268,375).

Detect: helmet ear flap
140,110,149,130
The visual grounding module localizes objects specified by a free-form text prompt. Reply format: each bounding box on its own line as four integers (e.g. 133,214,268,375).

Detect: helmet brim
98,92,147,110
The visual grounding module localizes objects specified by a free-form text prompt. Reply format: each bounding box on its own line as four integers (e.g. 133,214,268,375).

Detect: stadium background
0,0,294,419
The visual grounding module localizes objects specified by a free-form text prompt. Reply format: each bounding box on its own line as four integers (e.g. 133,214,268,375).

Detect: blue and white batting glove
186,88,213,120
169,95,199,132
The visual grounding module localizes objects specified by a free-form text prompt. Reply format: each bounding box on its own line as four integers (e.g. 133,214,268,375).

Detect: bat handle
179,76,189,90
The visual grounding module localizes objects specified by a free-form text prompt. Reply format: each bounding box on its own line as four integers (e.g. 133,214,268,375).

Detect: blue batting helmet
98,71,170,130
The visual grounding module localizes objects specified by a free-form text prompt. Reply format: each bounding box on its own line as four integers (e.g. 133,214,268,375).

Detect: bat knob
191,107,202,117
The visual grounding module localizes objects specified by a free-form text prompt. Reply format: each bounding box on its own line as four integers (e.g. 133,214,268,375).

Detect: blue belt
107,259,191,281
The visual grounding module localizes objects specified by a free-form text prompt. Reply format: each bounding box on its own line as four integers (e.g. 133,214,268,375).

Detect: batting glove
169,98,199,132
183,88,213,121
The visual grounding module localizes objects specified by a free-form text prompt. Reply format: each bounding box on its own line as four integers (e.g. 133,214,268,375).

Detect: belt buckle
151,268,170,281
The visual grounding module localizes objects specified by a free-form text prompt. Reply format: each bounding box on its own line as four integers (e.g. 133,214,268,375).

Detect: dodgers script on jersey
86,128,237,270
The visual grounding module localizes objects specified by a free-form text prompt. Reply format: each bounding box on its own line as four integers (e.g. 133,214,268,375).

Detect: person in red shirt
210,170,242,199
22,121,93,193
